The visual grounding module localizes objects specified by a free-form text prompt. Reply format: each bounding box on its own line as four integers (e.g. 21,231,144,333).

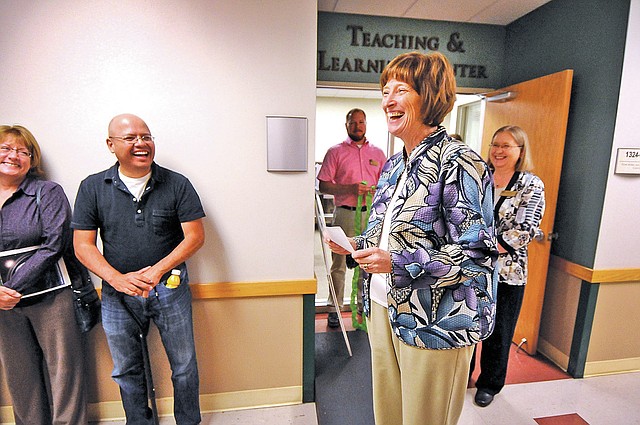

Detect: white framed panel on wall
266,115,308,172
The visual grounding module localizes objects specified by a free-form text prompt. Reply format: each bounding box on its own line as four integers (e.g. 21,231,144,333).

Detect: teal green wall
503,0,631,267
303,294,315,402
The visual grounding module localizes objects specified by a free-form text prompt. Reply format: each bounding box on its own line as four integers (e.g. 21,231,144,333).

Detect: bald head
108,113,150,137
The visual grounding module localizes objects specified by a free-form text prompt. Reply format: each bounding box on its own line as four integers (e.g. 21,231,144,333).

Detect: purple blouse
0,176,72,294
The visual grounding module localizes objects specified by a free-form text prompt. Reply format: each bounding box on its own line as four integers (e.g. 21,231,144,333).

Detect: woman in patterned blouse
472,125,546,408
326,51,497,425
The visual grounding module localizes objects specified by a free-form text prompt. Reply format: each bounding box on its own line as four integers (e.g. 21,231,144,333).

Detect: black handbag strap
34,180,85,292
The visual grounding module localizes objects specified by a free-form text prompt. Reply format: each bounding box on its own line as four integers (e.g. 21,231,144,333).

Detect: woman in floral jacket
327,51,497,425
472,125,546,408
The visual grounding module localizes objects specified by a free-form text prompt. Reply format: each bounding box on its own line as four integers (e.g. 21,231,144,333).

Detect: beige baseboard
584,357,640,377
0,406,14,425
537,337,569,372
1,400,130,424
200,385,303,413
1,386,303,423
537,338,640,378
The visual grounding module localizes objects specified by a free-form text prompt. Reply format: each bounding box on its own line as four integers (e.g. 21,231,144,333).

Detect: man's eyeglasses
109,135,155,144
490,143,522,150
0,145,32,158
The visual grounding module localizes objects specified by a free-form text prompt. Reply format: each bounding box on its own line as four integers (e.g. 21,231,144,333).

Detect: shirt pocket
152,209,180,236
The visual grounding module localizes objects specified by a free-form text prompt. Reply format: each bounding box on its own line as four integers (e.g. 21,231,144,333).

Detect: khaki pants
368,302,473,425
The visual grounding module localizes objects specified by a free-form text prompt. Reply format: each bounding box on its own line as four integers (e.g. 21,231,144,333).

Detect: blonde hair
0,125,43,176
487,125,534,172
380,51,457,126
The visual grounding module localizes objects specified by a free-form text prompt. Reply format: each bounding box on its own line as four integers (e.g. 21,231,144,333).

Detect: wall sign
614,148,640,175
266,116,308,172
317,12,505,89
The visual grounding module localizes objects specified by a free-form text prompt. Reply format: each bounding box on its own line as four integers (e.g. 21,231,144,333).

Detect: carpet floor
315,330,374,425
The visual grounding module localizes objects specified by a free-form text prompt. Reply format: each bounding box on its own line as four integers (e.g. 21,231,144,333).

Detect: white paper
324,226,355,253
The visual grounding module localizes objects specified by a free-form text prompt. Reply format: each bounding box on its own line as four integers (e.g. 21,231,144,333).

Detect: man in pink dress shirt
317,108,387,327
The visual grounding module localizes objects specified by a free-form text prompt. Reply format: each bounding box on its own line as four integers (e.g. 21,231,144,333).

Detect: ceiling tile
323,0,418,18
469,0,552,25
405,0,498,23
318,0,553,25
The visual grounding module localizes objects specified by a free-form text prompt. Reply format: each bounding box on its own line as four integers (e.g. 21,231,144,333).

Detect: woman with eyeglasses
0,125,88,424
471,125,546,408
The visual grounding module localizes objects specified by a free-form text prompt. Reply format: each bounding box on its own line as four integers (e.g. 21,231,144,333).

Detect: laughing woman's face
382,78,429,149
0,134,31,182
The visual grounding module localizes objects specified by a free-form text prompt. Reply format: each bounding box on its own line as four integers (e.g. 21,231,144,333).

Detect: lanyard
350,188,373,331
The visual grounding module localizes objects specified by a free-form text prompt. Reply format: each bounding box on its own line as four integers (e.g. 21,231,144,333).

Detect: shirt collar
17,174,38,197
345,136,368,146
404,126,447,165
104,162,163,184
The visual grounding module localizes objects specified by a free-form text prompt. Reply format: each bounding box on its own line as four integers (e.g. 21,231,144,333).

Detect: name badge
501,190,517,197
369,159,379,166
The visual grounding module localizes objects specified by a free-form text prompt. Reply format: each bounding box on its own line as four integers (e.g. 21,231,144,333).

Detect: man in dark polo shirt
72,113,205,425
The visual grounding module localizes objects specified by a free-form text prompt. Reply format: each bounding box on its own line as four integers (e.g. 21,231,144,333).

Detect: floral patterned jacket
495,171,545,286
354,128,498,350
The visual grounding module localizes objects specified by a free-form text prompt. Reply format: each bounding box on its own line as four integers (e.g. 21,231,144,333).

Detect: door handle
533,230,557,242
533,229,545,241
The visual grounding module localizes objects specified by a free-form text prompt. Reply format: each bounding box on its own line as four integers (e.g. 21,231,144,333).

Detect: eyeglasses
109,135,155,144
490,143,522,150
347,120,366,126
0,145,32,158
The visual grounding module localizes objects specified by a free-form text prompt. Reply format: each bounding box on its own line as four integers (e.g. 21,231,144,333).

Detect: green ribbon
350,185,373,331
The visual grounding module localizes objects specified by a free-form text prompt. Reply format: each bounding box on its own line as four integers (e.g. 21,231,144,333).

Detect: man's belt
339,205,367,211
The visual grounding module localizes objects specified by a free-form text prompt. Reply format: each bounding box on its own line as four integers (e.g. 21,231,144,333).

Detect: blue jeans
102,279,200,425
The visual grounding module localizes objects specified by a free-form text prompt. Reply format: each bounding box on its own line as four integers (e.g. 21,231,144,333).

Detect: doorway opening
314,86,485,309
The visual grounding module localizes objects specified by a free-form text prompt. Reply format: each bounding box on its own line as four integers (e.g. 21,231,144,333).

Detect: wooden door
481,70,573,354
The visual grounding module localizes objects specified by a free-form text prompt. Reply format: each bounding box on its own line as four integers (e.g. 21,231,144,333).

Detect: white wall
595,0,640,269
0,0,318,283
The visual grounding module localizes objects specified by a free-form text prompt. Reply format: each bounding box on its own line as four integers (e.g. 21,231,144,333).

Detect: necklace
493,171,514,188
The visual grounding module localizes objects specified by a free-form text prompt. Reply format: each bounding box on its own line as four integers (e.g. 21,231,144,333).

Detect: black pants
471,281,525,395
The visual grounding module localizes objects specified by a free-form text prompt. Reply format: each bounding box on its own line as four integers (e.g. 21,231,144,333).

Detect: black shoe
474,390,494,407
327,312,340,328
